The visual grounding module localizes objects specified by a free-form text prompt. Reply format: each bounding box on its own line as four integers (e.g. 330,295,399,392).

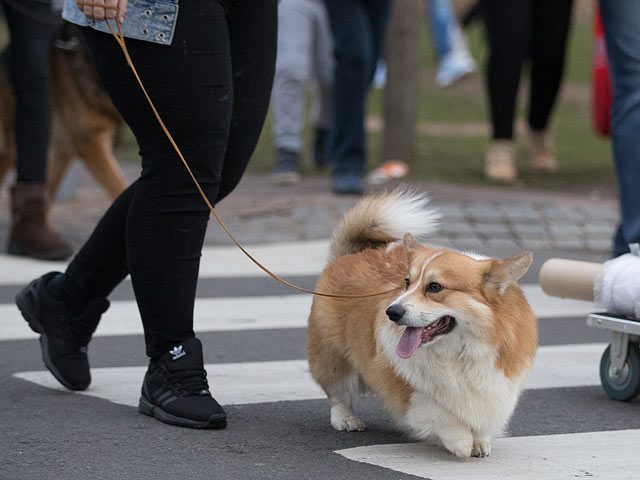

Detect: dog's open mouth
396,315,456,359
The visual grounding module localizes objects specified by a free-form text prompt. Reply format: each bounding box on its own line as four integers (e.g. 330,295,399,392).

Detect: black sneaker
139,338,227,429
15,272,110,391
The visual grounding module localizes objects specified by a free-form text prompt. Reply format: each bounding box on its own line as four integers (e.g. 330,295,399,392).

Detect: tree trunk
382,0,424,165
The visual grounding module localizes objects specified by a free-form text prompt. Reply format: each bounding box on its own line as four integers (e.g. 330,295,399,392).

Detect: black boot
139,337,227,429
15,272,110,390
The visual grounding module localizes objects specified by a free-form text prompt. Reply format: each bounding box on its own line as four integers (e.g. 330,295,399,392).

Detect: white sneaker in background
436,52,476,87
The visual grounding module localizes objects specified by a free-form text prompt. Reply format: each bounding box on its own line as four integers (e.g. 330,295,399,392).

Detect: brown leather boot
8,183,74,260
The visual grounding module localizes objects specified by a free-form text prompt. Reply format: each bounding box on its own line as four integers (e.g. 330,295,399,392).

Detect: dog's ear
403,233,420,251
483,252,533,294
403,233,421,253
402,233,421,263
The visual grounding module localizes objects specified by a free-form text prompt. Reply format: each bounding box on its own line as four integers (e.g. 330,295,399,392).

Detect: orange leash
74,3,399,299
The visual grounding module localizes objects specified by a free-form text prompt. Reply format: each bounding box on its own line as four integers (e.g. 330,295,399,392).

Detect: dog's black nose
386,304,405,322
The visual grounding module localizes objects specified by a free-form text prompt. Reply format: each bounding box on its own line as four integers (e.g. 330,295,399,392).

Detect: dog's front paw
471,440,491,458
441,436,473,458
331,412,366,432
330,403,366,432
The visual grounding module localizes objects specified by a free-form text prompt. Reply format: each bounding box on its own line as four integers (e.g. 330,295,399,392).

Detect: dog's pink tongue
396,327,423,359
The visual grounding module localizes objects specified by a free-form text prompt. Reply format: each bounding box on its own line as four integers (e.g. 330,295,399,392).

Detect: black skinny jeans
65,0,276,358
3,0,55,183
483,0,573,139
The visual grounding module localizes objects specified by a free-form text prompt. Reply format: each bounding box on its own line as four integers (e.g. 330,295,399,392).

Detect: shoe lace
164,368,210,397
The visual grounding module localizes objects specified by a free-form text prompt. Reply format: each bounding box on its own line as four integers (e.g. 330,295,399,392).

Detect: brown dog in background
0,21,127,200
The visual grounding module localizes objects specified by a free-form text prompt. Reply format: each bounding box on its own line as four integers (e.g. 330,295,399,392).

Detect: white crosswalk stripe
0,295,312,340
336,430,640,480
0,240,330,285
0,284,594,341
13,343,606,407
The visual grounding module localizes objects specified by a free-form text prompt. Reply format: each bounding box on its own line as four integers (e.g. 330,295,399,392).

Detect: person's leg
365,0,391,97
134,0,275,428
214,0,277,202
271,0,314,182
324,0,371,191
525,0,573,172
364,0,391,87
429,0,476,87
482,0,530,182
599,0,640,256
527,0,573,131
310,0,334,168
482,0,530,141
428,0,454,60
4,0,52,183
4,0,73,259
77,10,233,358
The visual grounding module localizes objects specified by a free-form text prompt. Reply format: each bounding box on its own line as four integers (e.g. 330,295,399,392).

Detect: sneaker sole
15,288,89,391
138,396,227,429
270,172,301,185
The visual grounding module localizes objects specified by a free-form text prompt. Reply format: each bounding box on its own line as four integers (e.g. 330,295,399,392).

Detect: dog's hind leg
307,326,366,431
73,128,128,201
327,372,367,432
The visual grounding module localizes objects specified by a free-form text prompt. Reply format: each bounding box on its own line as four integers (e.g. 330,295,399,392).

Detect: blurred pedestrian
16,0,276,428
3,0,73,260
482,0,573,182
428,0,476,88
598,1,640,257
271,0,333,185
372,0,475,89
323,0,391,195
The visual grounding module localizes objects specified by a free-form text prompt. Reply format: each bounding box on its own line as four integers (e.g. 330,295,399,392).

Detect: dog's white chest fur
378,322,527,440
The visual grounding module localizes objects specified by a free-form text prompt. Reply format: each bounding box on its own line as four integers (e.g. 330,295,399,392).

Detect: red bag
593,7,611,136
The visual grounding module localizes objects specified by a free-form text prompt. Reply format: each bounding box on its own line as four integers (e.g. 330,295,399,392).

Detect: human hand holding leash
76,0,127,24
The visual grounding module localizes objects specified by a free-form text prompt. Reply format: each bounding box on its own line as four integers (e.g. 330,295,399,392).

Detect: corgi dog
307,190,537,458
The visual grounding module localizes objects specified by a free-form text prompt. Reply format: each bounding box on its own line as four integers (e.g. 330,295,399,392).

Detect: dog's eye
404,278,410,289
426,282,444,293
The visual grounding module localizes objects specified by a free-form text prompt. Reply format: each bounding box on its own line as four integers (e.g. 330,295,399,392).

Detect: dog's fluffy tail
328,189,439,262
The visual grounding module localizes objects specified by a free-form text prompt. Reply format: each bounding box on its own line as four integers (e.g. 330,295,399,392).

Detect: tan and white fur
307,190,537,458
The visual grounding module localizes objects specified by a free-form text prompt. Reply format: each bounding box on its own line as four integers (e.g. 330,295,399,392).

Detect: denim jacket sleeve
62,0,179,46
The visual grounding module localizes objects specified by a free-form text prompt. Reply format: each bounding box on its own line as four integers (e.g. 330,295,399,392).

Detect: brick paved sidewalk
205,174,618,255
0,164,619,259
